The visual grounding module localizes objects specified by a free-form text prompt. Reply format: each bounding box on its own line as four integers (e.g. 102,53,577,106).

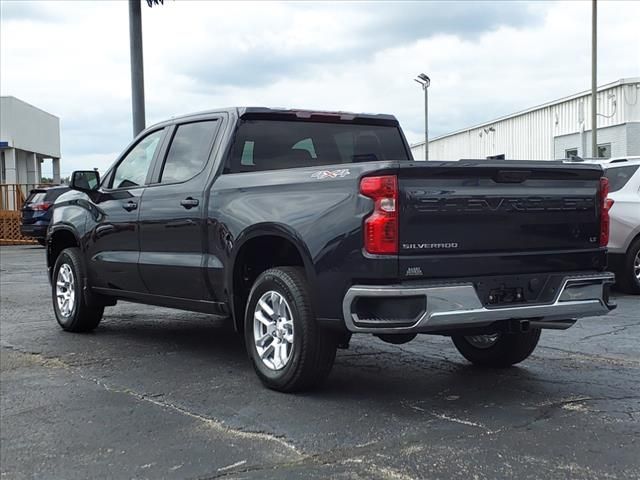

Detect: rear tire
617,238,640,295
52,247,104,332
37,238,46,247
452,329,541,367
244,267,337,392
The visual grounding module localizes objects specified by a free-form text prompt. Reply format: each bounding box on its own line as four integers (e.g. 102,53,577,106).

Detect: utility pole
591,0,597,157
414,73,431,160
128,0,146,136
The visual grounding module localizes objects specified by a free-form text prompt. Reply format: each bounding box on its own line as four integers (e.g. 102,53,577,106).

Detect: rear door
138,119,221,300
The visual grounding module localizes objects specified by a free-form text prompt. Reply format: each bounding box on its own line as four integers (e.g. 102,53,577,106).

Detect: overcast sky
1,0,639,177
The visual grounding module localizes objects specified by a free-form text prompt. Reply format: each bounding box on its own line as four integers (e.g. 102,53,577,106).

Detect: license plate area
473,274,558,307
469,273,570,307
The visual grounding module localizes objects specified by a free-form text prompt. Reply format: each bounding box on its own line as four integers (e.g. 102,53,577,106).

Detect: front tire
52,247,104,332
617,238,640,295
452,329,541,367
244,267,337,392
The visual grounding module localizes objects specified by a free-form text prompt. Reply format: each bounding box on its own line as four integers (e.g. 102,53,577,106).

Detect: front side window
160,121,218,183
241,141,255,166
111,129,164,189
291,138,317,159
225,120,409,173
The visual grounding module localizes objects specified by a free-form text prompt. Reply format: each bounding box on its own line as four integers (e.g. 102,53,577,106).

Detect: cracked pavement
1,245,639,479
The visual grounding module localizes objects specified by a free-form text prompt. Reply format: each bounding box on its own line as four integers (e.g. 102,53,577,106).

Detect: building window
565,148,578,159
597,143,611,158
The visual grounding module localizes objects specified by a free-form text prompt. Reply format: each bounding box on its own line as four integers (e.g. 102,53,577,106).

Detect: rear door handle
180,197,199,209
122,201,138,212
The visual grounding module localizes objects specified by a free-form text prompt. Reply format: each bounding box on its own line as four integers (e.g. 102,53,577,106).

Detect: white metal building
411,77,640,161
0,96,61,187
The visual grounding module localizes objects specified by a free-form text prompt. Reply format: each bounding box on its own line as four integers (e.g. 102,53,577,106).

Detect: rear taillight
30,202,53,211
360,175,398,255
599,177,612,247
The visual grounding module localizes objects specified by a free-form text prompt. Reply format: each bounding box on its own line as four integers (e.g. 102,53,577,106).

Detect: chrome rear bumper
343,273,616,334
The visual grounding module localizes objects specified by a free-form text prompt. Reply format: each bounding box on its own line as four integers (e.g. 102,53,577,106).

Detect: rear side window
160,121,218,183
225,120,409,173
605,165,639,193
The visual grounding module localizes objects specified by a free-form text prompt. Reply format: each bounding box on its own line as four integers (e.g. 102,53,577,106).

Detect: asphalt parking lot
1,245,639,479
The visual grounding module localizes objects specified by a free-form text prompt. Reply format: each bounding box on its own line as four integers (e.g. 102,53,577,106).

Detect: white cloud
1,0,638,176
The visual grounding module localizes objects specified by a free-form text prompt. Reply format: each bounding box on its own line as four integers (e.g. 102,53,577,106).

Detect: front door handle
180,197,199,209
122,201,138,212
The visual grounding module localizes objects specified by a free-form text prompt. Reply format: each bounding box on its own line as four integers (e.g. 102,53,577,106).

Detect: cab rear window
225,120,410,173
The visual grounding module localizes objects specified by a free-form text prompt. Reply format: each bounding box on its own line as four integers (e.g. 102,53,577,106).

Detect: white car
603,158,640,294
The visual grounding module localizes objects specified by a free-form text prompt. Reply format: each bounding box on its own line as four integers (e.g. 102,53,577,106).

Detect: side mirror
70,170,100,192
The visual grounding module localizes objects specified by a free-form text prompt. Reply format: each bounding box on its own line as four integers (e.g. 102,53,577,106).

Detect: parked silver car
603,158,640,294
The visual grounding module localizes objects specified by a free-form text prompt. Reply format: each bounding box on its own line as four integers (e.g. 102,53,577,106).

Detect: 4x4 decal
311,169,351,180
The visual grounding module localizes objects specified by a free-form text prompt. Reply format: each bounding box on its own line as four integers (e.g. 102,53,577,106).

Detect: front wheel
451,329,541,367
52,247,104,332
244,267,337,392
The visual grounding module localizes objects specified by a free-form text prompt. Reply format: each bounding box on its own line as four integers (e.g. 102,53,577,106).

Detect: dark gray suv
20,185,69,245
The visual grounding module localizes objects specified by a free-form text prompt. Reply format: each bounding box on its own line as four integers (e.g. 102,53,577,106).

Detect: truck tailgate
398,160,605,278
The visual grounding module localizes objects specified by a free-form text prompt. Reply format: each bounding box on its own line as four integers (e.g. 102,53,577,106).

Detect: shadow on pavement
87,314,556,410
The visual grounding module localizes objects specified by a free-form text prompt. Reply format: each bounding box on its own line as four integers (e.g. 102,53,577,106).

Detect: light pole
591,0,598,157
128,0,146,137
414,73,430,160
127,0,163,137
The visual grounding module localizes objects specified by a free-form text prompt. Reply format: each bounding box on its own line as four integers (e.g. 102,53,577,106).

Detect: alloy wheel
253,291,295,370
56,263,75,317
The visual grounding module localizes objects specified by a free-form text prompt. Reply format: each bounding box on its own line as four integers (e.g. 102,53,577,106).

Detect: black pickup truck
47,107,615,392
